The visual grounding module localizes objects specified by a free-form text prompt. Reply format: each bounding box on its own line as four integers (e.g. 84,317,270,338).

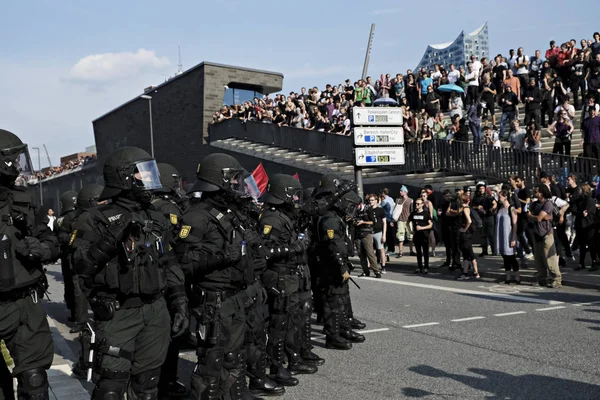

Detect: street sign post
354,147,405,166
354,127,404,146
352,107,404,126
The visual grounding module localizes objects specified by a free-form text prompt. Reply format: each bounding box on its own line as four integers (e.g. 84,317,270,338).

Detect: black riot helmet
156,163,185,198
303,187,315,200
189,153,260,199
314,173,356,198
77,184,104,210
59,190,78,214
99,146,162,202
0,129,34,186
262,174,303,207
334,190,361,221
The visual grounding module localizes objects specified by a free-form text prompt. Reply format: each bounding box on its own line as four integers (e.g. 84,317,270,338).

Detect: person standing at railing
548,112,574,156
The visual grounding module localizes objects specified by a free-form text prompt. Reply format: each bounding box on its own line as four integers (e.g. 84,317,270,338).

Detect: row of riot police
0,125,367,400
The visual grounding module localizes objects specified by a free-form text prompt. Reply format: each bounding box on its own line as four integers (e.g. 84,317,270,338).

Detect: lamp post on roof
140,95,154,158
31,146,43,205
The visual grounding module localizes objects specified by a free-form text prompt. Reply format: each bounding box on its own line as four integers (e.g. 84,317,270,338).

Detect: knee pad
223,351,239,370
94,379,127,400
300,298,313,314
17,368,48,400
130,367,161,395
270,314,287,332
197,348,223,378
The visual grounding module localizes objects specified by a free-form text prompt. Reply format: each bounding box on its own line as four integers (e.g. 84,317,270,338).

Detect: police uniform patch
327,229,334,239
170,214,178,225
263,225,272,235
179,225,191,239
69,230,78,245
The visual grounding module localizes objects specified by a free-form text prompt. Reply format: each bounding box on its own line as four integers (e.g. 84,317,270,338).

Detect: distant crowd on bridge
212,31,600,165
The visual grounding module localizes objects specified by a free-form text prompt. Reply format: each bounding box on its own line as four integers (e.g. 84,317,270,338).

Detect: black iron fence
209,120,599,185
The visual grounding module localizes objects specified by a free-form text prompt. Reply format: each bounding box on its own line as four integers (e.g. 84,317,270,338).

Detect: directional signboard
352,107,404,126
354,127,404,146
355,147,405,166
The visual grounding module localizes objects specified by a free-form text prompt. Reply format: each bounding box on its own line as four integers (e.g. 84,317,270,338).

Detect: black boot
248,343,285,397
301,349,325,366
341,329,366,343
287,352,318,375
268,340,299,386
242,389,264,400
349,318,366,330
158,380,188,399
324,310,352,350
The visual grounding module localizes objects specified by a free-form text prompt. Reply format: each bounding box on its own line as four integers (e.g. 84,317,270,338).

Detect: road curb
350,258,600,291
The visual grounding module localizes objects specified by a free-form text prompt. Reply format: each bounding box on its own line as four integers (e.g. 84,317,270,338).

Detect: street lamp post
31,146,43,205
141,95,154,157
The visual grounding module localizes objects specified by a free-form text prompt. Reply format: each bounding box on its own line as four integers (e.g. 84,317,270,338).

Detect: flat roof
92,61,284,123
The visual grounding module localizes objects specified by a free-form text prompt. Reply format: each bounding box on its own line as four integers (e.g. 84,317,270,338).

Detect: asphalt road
42,262,600,400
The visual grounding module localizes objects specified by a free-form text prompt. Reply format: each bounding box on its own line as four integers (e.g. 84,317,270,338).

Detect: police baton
348,277,361,290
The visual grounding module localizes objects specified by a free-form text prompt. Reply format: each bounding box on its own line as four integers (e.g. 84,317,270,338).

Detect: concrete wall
92,62,282,183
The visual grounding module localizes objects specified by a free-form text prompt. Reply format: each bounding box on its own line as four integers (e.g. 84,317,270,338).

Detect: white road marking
494,311,527,317
360,277,564,305
311,327,390,340
573,301,600,307
402,322,440,329
451,316,486,322
536,306,567,311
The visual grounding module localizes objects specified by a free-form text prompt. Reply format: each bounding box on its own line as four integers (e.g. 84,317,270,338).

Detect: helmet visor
2,144,34,180
224,168,255,198
288,188,304,207
132,160,162,191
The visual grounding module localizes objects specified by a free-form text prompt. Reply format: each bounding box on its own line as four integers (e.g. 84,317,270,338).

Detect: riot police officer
70,184,104,377
258,174,318,378
152,163,189,399
0,128,60,400
57,190,79,326
71,147,189,400
175,153,265,400
313,174,366,350
234,194,286,397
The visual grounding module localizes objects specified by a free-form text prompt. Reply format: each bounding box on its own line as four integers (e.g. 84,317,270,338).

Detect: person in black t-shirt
409,199,433,274
570,52,588,110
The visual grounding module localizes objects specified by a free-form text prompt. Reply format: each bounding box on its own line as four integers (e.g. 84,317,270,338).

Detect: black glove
15,237,48,261
224,241,242,264
170,296,189,338
243,229,261,247
289,239,307,255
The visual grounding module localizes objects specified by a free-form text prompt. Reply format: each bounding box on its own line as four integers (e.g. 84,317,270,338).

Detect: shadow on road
403,365,600,399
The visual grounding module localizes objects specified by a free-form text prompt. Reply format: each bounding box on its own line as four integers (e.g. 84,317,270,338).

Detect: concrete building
415,23,489,72
92,62,283,182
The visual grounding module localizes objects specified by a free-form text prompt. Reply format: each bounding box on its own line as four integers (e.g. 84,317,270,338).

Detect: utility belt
89,292,163,321
0,277,48,304
268,264,299,275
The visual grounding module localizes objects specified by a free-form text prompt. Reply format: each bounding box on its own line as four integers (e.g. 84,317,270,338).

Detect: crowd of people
211,31,600,164
21,154,97,186
353,173,600,286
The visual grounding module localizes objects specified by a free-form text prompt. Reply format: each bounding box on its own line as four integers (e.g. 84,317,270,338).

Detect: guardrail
209,120,599,185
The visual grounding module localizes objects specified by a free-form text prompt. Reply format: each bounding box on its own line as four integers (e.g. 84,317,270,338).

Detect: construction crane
42,144,52,167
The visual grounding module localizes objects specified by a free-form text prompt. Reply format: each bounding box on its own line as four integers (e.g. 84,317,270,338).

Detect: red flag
293,173,300,181
252,163,269,194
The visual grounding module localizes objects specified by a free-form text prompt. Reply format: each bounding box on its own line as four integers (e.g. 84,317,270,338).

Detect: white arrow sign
352,107,404,126
354,127,404,146
355,147,405,166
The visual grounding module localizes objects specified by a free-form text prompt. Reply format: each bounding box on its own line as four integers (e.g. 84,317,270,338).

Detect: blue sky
0,0,597,167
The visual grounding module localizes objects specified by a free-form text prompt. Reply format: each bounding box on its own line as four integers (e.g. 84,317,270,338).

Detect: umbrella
437,84,464,94
372,97,398,107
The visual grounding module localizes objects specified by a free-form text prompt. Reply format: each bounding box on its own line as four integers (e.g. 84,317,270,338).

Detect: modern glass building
415,23,489,72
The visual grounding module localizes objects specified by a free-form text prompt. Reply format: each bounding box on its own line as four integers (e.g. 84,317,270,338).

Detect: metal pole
148,98,154,158
356,23,375,200
32,147,42,206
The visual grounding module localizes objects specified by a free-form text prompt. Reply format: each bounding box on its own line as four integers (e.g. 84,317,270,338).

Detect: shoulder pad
11,188,33,206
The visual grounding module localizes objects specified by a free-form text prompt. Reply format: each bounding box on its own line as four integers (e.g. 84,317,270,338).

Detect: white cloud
369,8,403,16
67,48,170,84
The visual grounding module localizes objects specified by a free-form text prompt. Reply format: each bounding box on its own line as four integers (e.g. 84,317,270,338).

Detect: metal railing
209,120,599,184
